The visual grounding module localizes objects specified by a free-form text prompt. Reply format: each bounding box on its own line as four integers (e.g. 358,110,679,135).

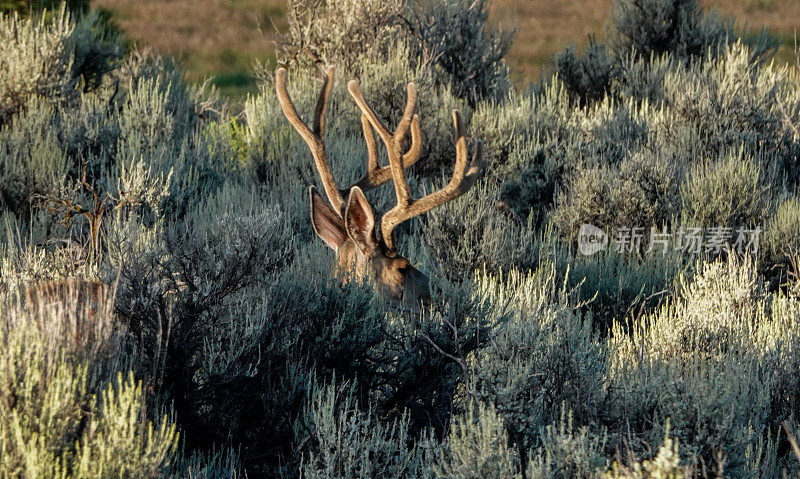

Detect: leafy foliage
280,0,513,104
0,6,121,124
0,281,177,477
2,1,800,477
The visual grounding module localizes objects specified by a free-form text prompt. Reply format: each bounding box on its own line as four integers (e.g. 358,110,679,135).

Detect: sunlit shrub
605,258,800,475
282,0,403,74
470,266,606,451
526,410,609,478
0,6,121,123
553,147,681,235
280,0,513,103
762,196,800,277
0,282,178,477
602,427,688,479
300,381,438,478
436,401,520,479
680,150,773,229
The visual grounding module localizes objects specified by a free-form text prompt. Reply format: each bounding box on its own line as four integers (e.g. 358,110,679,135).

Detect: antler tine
404,115,423,164
361,114,379,173
352,113,423,192
347,80,418,145
276,66,344,213
313,66,334,136
348,80,420,208
396,83,418,140
380,110,483,251
348,80,391,141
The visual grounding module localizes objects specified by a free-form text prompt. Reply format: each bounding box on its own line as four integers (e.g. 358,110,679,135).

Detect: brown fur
314,188,431,310
336,239,430,310
23,279,110,317
277,68,481,312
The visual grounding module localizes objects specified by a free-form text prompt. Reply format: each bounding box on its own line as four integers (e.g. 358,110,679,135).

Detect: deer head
276,66,482,310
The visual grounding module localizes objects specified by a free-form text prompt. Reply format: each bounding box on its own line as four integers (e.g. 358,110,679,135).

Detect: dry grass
95,0,286,97
492,0,612,81
496,0,800,80
705,0,800,65
94,0,800,96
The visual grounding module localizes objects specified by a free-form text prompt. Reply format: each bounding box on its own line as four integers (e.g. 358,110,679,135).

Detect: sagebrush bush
469,266,606,451
610,0,730,60
3,1,800,477
553,146,681,235
762,196,800,277
556,244,689,326
606,258,800,475
601,427,687,478
0,6,121,123
424,181,539,280
552,0,780,108
106,194,488,475
300,380,438,478
526,410,609,478
497,144,559,222
282,0,403,73
280,0,513,104
662,42,798,168
0,7,229,248
0,282,178,477
0,99,69,219
435,401,520,479
555,40,617,107
470,80,572,171
680,149,773,230
403,0,513,104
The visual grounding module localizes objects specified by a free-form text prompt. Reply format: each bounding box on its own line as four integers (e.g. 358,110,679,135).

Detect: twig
415,318,469,376
777,100,799,140
782,421,800,463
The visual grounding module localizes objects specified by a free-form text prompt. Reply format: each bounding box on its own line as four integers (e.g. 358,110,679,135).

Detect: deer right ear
310,185,347,251
344,186,378,255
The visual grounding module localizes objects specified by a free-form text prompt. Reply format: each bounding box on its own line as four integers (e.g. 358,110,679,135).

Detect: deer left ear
310,185,347,251
344,187,377,255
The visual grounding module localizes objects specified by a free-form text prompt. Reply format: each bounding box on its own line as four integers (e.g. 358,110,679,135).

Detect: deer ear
310,185,347,251
344,187,377,254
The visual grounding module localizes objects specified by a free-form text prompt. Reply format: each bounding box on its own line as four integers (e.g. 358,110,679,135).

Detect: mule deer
22,279,114,348
276,66,482,310
24,279,109,311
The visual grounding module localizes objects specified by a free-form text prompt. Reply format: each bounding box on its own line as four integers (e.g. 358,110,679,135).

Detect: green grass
212,71,258,100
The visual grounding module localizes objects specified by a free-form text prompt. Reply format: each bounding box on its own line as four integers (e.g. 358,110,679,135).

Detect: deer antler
276,67,423,216
352,112,423,192
276,66,343,213
349,80,483,250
